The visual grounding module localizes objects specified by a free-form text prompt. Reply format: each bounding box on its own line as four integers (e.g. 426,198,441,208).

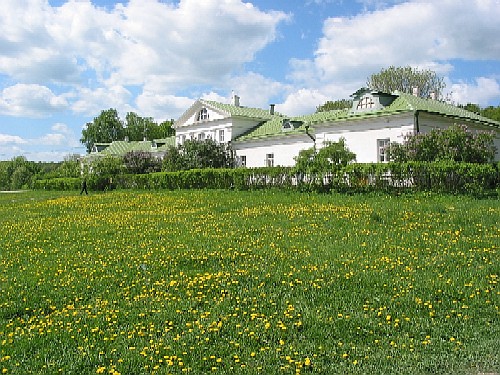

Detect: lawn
0,190,498,374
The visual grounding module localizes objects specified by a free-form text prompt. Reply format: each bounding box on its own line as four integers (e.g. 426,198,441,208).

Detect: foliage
124,113,174,141
33,177,81,191
316,99,353,112
481,105,500,122
157,119,176,138
162,139,235,171
80,109,125,153
124,112,155,141
387,124,497,163
459,103,481,114
367,65,446,99
123,151,161,174
88,155,124,177
0,190,498,374
0,156,41,190
80,110,175,153
294,139,356,189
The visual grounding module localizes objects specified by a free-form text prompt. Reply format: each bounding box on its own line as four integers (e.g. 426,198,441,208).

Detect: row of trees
0,155,80,190
80,110,175,153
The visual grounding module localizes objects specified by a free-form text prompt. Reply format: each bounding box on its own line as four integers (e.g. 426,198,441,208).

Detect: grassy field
0,190,498,374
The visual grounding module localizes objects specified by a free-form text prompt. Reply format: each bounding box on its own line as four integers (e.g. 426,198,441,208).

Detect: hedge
33,162,499,195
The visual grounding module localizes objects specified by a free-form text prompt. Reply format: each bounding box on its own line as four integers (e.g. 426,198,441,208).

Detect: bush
388,124,497,163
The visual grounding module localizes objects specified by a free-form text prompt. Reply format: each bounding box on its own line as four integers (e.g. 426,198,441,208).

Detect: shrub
388,124,497,163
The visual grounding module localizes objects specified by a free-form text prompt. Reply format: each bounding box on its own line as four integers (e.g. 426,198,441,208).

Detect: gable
175,100,228,128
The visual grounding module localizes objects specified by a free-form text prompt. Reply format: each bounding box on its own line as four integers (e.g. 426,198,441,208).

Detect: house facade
174,89,500,167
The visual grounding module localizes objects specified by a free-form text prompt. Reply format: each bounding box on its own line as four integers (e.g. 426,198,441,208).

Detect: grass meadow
0,190,498,374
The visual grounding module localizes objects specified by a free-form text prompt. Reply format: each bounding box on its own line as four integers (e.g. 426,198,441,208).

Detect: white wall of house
314,114,415,163
234,136,313,168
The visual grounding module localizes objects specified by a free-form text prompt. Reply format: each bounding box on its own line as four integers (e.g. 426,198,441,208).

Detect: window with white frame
219,129,225,143
196,108,209,121
357,96,375,110
240,155,246,167
265,153,274,167
377,139,390,162
198,132,205,141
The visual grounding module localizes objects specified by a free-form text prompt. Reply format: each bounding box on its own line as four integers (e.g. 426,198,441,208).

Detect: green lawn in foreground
0,190,498,374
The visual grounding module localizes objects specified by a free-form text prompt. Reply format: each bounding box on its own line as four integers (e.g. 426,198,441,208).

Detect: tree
481,105,500,122
459,103,481,114
294,138,356,186
388,125,496,163
316,99,353,113
123,151,161,174
124,112,159,141
162,139,235,172
367,66,445,99
2,156,40,190
157,120,175,138
81,109,125,153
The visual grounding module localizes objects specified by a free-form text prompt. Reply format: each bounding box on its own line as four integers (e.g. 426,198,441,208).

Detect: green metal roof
94,137,176,156
234,93,500,142
201,99,277,120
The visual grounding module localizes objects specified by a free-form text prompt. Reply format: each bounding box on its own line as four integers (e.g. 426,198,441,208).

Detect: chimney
269,104,275,115
233,94,240,107
412,87,419,97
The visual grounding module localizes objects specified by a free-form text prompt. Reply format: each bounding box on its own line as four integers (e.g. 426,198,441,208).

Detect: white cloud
448,77,500,106
290,0,500,101
0,0,289,120
0,134,28,144
135,92,194,122
278,89,330,116
0,84,68,117
72,85,133,116
284,0,500,108
37,122,80,147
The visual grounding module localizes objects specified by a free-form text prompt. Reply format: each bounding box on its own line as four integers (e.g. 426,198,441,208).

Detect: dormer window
197,108,209,121
282,119,303,132
356,96,375,110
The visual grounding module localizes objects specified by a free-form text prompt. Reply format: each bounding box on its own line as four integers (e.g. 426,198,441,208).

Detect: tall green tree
367,66,445,99
80,109,125,153
157,119,175,138
125,112,158,141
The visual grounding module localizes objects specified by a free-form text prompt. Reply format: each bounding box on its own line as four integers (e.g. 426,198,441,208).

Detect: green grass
0,190,498,374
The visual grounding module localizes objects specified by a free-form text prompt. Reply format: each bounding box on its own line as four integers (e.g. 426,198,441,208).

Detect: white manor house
92,88,500,166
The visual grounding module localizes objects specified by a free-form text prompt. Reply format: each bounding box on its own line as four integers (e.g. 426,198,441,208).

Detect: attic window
197,108,209,121
282,119,303,132
357,96,375,110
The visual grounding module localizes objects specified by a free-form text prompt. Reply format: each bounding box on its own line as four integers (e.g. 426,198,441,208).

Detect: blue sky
1,0,499,161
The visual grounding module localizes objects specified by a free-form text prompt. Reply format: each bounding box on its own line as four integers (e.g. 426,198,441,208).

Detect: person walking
80,179,88,195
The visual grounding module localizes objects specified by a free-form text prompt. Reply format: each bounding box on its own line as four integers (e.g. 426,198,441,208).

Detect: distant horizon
1,0,499,162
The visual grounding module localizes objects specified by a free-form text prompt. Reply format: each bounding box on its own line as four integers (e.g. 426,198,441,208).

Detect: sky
1,0,500,161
